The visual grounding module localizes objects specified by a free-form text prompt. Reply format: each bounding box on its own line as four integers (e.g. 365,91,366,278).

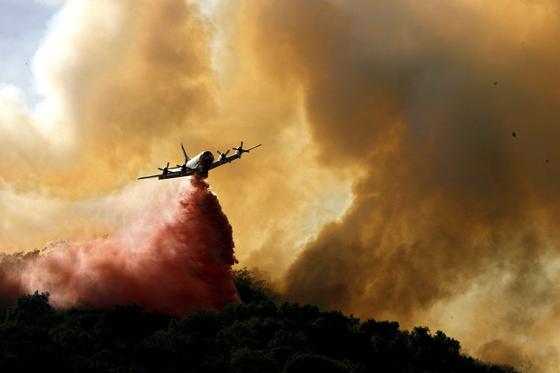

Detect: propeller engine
217,149,230,161
232,141,262,158
158,162,170,175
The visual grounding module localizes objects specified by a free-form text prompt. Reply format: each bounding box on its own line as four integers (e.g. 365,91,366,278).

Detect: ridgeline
0,269,516,373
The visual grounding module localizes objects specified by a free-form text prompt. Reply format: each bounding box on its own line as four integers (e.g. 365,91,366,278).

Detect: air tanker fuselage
186,151,214,173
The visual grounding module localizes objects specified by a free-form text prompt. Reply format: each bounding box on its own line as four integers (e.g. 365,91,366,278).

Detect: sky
0,0,59,98
1,0,560,371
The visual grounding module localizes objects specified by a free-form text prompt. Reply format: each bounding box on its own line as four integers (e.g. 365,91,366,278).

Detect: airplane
138,141,262,180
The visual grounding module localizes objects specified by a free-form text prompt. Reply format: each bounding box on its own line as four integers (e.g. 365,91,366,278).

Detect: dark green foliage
0,270,517,373
232,268,276,304
283,353,352,373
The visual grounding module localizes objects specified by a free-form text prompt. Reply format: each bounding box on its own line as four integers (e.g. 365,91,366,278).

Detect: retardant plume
0,177,238,317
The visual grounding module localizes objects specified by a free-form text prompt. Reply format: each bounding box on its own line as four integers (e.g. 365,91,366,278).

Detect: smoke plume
0,177,238,317
239,0,560,370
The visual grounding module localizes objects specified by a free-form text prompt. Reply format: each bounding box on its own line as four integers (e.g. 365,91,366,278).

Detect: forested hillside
0,269,516,373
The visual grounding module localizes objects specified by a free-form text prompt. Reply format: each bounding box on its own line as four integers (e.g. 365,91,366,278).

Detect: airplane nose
201,151,214,167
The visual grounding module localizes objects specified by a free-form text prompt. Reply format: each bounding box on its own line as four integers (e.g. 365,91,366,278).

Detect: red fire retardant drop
14,177,239,317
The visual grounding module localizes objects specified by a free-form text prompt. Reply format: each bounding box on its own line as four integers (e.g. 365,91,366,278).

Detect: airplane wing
138,166,195,180
245,144,262,151
158,168,197,179
209,143,262,170
137,174,161,180
208,161,223,170
209,154,240,170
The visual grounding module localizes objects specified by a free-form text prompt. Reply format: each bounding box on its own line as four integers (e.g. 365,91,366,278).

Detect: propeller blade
217,150,222,155
225,149,230,155
240,141,244,149
159,164,168,171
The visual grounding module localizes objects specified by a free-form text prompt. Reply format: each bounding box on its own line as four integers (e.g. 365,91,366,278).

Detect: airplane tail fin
181,143,190,162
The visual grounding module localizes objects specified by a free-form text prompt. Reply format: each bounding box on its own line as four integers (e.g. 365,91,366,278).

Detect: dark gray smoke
242,0,560,370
